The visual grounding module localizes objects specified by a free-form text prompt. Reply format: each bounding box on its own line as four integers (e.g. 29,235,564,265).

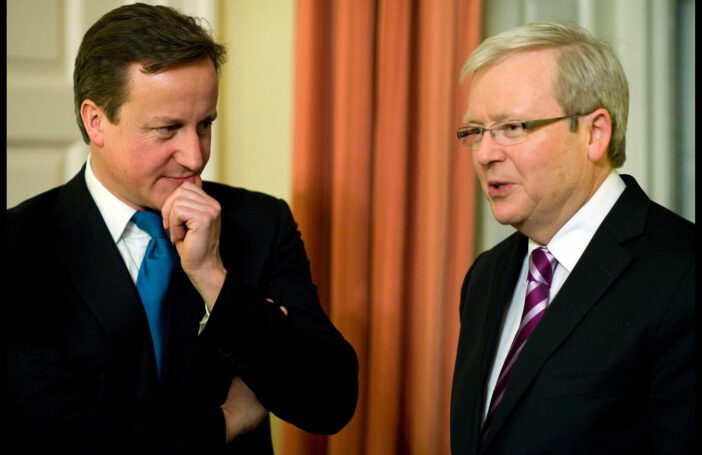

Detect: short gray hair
461,21,628,167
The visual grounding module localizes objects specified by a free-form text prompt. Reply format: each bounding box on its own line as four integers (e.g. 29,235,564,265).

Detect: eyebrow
463,113,518,125
153,112,218,124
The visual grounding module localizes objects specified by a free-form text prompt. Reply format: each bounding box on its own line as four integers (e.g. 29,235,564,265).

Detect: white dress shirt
482,170,626,422
84,155,143,282
84,156,210,332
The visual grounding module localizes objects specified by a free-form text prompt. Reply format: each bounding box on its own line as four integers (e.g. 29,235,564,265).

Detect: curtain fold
286,1,481,453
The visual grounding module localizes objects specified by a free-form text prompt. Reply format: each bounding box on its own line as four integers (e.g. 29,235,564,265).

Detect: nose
473,131,505,166
174,128,207,172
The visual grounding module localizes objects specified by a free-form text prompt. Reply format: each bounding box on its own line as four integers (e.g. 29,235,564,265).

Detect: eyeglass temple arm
457,128,473,139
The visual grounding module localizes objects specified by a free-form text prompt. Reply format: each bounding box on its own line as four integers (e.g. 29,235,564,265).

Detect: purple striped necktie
481,247,558,442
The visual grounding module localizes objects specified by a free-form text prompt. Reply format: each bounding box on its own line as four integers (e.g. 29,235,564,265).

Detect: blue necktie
132,211,178,380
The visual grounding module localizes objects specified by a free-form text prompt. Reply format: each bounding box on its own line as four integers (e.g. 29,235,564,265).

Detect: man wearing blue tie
450,21,694,454
5,3,357,453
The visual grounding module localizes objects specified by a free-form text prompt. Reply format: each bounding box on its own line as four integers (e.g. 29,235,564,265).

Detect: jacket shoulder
622,199,696,270
202,182,288,214
200,182,298,250
7,185,67,238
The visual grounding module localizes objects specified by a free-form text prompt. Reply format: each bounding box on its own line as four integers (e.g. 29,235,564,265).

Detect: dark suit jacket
450,175,694,454
4,168,358,454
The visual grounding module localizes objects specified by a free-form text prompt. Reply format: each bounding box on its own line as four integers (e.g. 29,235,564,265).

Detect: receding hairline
104,57,220,125
460,43,577,85
462,47,563,120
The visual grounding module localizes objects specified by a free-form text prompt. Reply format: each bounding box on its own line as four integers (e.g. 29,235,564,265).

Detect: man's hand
161,179,226,310
220,376,268,444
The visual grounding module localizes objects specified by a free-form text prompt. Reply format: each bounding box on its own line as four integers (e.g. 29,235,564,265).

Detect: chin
138,194,166,212
488,204,513,225
493,217,517,226
490,210,524,227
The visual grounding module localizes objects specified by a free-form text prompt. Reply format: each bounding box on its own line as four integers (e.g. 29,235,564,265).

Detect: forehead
119,59,219,119
465,49,562,123
123,59,218,98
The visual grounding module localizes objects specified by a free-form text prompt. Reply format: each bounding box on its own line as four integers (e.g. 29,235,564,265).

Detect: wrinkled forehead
464,49,562,124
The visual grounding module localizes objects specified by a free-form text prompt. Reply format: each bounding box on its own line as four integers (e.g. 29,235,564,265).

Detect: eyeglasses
456,114,583,149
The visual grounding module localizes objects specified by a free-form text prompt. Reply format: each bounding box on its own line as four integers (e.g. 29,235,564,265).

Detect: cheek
527,140,579,200
471,155,486,182
120,149,168,189
133,139,172,168
199,136,212,161
511,150,555,199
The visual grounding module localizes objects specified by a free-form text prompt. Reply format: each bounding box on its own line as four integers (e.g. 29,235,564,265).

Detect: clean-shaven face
465,49,595,242
91,58,219,211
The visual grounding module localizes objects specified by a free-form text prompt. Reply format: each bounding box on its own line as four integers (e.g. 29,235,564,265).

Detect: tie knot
528,247,557,287
132,211,169,240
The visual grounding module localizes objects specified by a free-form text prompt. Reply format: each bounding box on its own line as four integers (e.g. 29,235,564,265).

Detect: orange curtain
285,0,481,454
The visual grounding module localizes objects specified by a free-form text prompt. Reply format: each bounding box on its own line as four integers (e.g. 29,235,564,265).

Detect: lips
487,180,513,198
165,175,199,185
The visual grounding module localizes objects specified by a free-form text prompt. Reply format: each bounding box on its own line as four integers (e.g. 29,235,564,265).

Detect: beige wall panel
6,0,87,208
7,0,63,61
218,0,294,202
7,86,77,141
7,146,69,208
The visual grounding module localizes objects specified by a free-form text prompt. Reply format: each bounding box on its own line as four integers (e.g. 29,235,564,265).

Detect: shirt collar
536,170,626,272
84,154,138,243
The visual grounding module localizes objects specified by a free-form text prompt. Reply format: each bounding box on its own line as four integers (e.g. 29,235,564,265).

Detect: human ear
585,108,612,163
80,100,106,147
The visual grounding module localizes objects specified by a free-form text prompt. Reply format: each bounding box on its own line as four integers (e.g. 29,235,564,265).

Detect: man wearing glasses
450,21,693,454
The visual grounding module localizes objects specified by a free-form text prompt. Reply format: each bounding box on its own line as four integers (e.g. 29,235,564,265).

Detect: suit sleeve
199,197,359,434
647,260,695,453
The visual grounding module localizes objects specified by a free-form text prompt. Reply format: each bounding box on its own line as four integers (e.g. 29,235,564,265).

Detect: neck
518,167,612,245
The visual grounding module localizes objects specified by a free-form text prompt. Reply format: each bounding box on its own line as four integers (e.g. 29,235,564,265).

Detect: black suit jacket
4,168,358,454
450,175,694,454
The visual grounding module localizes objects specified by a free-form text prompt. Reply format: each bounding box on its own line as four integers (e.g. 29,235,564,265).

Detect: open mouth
487,181,512,197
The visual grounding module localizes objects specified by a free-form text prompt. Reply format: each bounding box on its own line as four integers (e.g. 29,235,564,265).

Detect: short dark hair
73,2,227,144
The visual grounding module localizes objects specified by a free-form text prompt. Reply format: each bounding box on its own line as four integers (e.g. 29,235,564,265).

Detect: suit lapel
482,175,649,449
478,236,527,397
50,170,157,387
458,235,526,455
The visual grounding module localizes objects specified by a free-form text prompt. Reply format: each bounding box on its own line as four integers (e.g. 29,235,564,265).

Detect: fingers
161,181,219,242
266,298,288,316
225,376,255,402
168,198,220,244
161,182,226,309
221,376,268,442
